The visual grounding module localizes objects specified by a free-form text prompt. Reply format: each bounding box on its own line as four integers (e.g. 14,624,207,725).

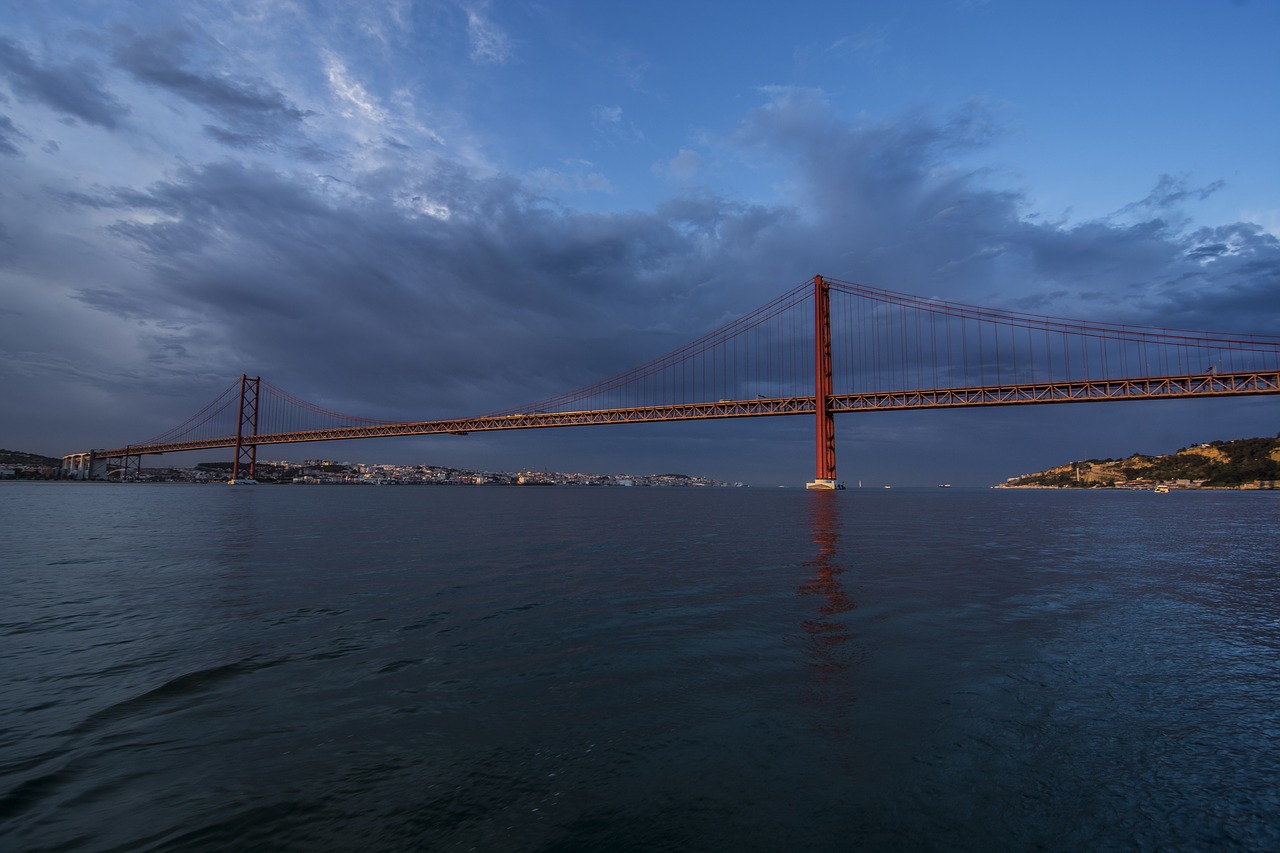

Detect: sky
1,0,1278,486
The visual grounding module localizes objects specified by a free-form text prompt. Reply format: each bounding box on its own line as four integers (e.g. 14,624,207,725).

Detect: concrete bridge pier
61,452,110,480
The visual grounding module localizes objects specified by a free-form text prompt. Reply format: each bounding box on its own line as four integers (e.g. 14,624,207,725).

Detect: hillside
0,449,61,467
1001,435,1280,489
0,449,62,479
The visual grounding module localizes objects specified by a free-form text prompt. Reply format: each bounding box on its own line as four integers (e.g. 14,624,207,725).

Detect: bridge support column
231,375,260,483
121,447,143,482
61,451,94,480
61,451,113,480
807,274,839,490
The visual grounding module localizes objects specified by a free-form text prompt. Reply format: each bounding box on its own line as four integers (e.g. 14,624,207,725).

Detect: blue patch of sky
462,0,1279,227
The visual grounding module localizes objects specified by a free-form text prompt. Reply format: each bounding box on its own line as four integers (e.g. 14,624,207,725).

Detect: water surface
2,483,1277,851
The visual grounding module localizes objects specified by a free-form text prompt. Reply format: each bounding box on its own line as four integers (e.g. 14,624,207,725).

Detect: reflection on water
217,488,262,567
795,492,861,732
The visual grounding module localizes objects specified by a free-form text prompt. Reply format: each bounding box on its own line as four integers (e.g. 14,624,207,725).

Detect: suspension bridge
63,276,1280,487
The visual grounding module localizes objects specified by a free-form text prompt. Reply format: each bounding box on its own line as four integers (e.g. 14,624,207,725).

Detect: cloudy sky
2,0,1277,486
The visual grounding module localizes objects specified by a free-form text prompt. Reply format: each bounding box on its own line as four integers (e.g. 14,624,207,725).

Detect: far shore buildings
45,458,725,487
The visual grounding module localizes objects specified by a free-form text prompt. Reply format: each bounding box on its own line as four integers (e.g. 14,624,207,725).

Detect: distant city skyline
2,1,1278,486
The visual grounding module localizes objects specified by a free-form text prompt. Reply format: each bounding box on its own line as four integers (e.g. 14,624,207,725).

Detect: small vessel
1154,484,1169,493
227,479,258,485
937,483,952,488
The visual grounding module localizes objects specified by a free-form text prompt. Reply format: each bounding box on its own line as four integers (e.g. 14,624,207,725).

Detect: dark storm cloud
1112,173,1225,219
203,124,270,148
0,114,27,156
0,36,129,128
1158,222,1280,330
112,29,311,144
730,90,1280,335
64,156,784,418
992,212,1280,332
51,90,1280,438
729,92,1030,294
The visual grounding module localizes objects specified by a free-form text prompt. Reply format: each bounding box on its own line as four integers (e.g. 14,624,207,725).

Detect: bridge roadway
92,369,1280,459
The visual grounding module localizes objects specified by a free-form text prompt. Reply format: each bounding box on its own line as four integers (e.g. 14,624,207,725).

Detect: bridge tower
231,374,260,483
807,274,839,490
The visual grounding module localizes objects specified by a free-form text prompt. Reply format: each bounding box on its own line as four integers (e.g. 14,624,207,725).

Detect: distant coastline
997,435,1280,491
0,450,728,487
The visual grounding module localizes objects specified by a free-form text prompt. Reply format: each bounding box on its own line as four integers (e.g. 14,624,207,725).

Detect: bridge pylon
122,447,142,482
231,375,260,483
807,274,839,490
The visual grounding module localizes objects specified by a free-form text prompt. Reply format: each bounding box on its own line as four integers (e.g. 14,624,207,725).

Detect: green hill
1001,435,1280,489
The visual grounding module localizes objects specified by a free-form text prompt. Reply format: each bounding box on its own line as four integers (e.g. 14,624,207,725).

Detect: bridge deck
92,369,1280,458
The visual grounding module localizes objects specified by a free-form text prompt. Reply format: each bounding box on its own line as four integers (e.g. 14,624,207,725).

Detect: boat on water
227,479,258,485
1154,484,1169,493
805,479,846,490
937,483,952,488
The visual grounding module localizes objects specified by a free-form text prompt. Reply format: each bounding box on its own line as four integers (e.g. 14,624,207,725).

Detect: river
2,483,1277,851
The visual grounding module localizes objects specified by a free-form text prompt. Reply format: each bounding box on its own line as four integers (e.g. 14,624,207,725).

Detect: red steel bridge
65,276,1280,486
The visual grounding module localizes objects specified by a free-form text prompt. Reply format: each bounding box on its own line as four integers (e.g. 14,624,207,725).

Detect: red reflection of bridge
795,492,861,735
797,493,857,665
65,276,1280,484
